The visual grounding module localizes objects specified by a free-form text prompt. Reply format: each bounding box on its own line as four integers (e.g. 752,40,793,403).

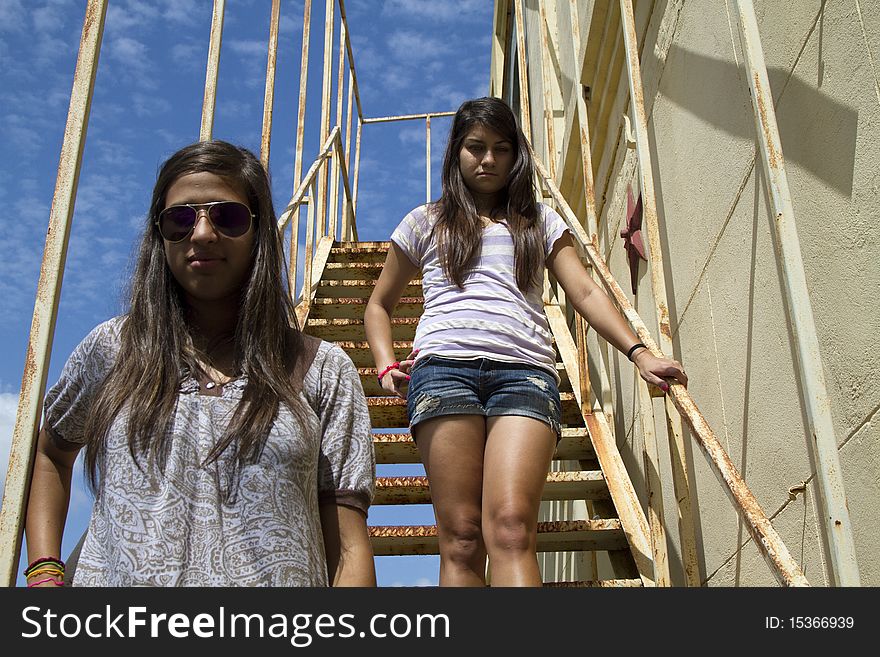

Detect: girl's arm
546,232,687,390
364,242,420,398
24,428,82,587
320,504,376,586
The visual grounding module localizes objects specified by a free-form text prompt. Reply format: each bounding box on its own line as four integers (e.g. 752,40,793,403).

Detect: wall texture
495,0,879,586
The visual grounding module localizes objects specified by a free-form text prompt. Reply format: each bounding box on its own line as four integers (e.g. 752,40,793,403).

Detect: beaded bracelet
24,557,65,578
377,362,400,384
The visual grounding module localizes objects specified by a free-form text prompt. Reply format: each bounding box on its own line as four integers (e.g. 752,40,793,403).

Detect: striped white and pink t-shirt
391,203,569,378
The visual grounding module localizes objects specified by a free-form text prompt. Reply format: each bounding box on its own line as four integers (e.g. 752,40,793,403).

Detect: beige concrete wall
509,0,879,586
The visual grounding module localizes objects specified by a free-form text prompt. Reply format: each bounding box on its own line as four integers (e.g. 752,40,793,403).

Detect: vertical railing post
200,0,225,141
425,116,432,204
260,0,281,169
291,0,313,293
734,0,860,587
317,0,335,236
0,0,108,587
619,0,700,586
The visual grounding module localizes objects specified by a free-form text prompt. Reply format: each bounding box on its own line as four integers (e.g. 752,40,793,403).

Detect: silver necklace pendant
205,381,217,390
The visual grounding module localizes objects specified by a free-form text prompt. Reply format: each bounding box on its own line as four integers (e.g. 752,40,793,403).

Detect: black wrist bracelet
626,343,647,361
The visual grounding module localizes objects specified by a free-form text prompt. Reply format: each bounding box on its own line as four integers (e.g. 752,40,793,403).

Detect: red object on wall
620,185,647,295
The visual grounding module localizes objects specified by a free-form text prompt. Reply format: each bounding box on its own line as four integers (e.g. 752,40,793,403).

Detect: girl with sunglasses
365,96,687,586
24,140,376,587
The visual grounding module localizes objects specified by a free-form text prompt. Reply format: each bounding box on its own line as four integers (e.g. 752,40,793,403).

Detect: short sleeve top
43,317,375,587
391,202,569,378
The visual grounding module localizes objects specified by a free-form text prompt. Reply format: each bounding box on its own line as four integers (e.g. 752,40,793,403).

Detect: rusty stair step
305,317,417,341
335,341,414,367
543,579,642,588
330,242,392,263
374,470,608,505
317,279,422,299
372,427,595,464
369,519,628,556
357,364,572,396
367,394,586,428
309,297,423,320
322,261,385,280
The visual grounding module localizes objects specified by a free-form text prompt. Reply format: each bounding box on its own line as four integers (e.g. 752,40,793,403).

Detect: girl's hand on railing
380,349,419,399
633,349,688,393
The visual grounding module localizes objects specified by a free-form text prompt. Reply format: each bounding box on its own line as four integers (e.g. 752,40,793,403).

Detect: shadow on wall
660,45,857,198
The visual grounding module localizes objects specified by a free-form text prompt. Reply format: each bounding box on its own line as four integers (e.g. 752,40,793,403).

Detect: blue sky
0,0,494,586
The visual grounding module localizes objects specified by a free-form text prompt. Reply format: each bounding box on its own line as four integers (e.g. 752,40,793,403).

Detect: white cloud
33,5,64,33
107,0,160,31
0,392,20,504
162,0,203,25
387,30,452,63
390,576,434,587
382,0,487,22
0,0,25,30
228,39,267,57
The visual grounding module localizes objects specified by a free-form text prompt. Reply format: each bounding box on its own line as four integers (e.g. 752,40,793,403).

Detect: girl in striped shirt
365,96,686,587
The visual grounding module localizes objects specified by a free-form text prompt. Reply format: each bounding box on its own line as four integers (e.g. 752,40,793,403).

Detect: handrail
534,154,809,587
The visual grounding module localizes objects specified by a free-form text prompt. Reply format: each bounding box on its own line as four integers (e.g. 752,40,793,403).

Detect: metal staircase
301,240,647,586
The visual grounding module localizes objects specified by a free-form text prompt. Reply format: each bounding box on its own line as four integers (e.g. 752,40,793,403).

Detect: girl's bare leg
482,415,556,586
415,415,488,586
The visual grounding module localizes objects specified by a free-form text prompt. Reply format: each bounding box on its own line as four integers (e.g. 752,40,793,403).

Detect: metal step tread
374,470,608,505
543,579,642,588
371,427,594,463
369,519,627,556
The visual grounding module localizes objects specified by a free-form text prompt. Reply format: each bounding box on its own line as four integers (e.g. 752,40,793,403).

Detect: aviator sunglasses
156,201,255,243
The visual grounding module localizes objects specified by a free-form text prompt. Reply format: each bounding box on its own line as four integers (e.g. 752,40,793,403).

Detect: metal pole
513,0,531,141
536,155,809,586
291,0,313,294
317,0,334,236
619,0,701,586
260,0,281,169
734,0,860,587
0,0,108,587
425,116,431,204
200,0,225,141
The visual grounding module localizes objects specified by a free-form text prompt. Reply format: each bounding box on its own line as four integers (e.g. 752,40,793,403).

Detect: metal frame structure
0,0,847,590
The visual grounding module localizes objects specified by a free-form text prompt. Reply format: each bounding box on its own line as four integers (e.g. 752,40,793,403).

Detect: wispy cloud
387,30,452,63
0,392,20,505
382,0,487,22
0,0,26,30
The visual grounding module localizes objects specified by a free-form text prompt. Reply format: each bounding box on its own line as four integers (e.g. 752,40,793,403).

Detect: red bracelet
377,362,400,383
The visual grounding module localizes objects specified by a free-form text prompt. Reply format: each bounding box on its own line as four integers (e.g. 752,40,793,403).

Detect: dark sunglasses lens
159,206,196,241
209,202,252,237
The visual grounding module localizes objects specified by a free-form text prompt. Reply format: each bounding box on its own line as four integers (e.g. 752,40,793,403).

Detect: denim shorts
406,356,562,439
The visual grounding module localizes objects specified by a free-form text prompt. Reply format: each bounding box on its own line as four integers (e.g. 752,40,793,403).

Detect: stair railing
533,152,809,587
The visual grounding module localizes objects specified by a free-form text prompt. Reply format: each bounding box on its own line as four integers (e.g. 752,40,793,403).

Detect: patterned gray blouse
43,317,375,586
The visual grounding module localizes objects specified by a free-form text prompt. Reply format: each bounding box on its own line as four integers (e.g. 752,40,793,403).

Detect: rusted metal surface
317,0,334,235
342,73,354,239
536,156,809,586
734,0,858,587
513,0,531,141
361,111,455,124
337,0,364,120
638,379,670,586
290,0,312,294
618,0,700,586
352,119,362,215
259,0,281,168
0,0,108,587
425,116,431,204
328,16,346,240
369,519,628,556
292,0,312,191
545,578,642,587
200,0,225,141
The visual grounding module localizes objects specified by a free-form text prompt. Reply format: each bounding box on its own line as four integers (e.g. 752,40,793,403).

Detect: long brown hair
83,140,307,494
433,96,542,291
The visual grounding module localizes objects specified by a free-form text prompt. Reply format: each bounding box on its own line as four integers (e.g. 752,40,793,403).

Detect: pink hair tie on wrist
27,577,63,588
377,362,400,384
